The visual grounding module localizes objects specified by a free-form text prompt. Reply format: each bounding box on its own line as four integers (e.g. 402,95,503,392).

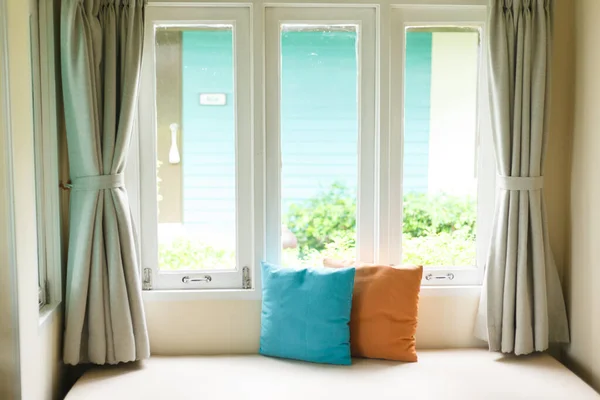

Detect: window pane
402,27,480,267
280,24,358,267
155,26,236,271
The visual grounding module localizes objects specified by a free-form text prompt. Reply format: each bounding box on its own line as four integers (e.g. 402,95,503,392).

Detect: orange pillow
324,260,423,362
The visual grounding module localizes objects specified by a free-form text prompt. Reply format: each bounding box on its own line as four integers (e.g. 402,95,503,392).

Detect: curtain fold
61,0,149,365
474,0,569,355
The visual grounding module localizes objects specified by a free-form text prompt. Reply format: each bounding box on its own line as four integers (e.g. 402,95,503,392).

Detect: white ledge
419,285,481,297
143,288,262,302
142,285,481,302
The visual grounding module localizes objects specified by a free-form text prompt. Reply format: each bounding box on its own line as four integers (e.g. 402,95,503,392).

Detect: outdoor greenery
402,230,475,266
402,192,476,239
158,182,477,270
159,238,235,271
282,183,476,267
284,182,356,258
401,192,476,266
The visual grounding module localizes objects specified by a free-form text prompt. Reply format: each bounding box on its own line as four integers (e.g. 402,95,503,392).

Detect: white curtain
474,0,569,355
61,0,150,365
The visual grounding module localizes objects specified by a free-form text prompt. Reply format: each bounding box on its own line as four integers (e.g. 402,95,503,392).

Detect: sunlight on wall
428,32,479,196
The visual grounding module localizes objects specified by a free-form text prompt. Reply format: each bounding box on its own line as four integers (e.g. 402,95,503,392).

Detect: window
30,0,62,309
389,6,494,285
279,24,359,267
265,7,376,267
136,1,492,292
402,26,481,268
139,6,253,290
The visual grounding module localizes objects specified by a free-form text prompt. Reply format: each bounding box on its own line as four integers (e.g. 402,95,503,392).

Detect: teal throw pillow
259,261,355,365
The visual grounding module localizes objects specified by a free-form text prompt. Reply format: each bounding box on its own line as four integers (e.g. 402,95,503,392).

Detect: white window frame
138,5,254,290
264,6,377,266
29,0,46,308
30,0,62,311
134,0,493,298
387,4,494,286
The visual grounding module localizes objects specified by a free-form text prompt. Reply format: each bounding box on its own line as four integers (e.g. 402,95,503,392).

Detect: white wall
546,0,575,284
564,0,600,392
38,313,63,400
6,0,42,397
3,0,64,398
145,289,484,355
0,0,20,396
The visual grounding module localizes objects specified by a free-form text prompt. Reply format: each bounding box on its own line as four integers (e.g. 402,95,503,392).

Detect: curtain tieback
497,175,544,191
70,173,125,191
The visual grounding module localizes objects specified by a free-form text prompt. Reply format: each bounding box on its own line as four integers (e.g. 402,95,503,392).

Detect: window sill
142,285,480,302
38,301,61,331
142,288,261,302
419,285,481,297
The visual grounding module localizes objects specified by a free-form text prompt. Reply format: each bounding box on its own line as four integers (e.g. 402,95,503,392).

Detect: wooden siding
178,30,432,225
404,32,432,194
280,30,358,211
182,30,235,226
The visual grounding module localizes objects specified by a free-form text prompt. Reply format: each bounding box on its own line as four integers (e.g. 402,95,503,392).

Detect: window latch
425,273,455,281
143,268,152,290
182,275,212,284
243,266,251,289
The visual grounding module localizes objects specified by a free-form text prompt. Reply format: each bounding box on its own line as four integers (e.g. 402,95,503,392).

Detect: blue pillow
260,261,355,365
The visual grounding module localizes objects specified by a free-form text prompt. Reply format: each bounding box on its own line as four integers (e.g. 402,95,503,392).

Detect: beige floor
66,349,599,399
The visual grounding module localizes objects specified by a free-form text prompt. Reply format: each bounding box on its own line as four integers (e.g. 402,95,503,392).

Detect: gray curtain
61,0,149,365
474,0,569,355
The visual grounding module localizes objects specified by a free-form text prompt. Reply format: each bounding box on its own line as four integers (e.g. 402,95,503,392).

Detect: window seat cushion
65,349,598,399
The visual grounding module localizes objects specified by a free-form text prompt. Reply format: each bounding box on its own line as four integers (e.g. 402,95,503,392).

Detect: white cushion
66,349,598,400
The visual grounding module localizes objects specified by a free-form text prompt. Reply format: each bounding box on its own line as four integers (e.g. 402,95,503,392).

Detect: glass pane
280,24,359,267
155,26,236,271
402,27,480,267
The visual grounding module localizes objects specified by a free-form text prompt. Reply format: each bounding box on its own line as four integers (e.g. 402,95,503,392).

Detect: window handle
182,275,212,284
425,273,455,281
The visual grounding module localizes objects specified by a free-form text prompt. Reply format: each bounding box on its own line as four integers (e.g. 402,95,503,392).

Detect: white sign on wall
199,93,227,106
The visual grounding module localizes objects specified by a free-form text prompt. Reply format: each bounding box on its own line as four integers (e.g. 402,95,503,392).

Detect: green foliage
402,192,476,239
158,237,235,271
283,182,356,258
282,234,357,268
283,184,476,257
402,229,476,266
158,183,478,269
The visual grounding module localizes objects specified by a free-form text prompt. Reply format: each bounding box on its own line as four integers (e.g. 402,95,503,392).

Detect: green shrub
158,183,478,269
402,229,476,266
402,192,476,239
158,237,235,270
283,183,476,258
158,233,476,270
283,182,356,258
282,234,356,267
282,230,476,268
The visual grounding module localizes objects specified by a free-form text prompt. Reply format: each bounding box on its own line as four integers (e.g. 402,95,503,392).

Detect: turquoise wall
182,30,235,226
180,30,432,225
280,30,358,211
404,32,432,194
